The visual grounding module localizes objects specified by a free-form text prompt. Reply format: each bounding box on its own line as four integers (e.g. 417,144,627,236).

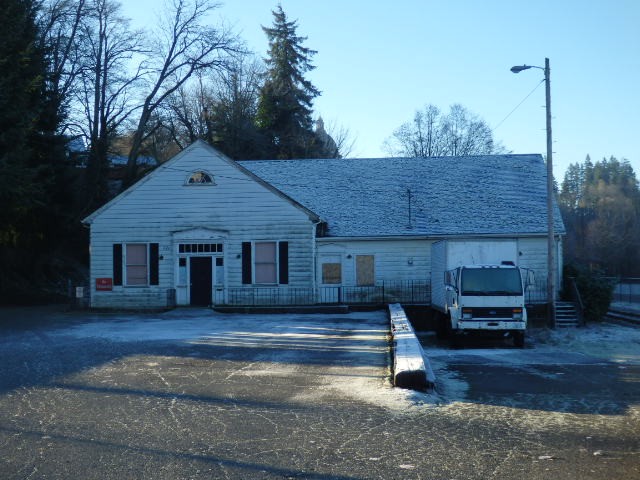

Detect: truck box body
431,239,518,311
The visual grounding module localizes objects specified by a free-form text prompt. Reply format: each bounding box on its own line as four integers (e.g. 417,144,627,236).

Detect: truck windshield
460,268,522,296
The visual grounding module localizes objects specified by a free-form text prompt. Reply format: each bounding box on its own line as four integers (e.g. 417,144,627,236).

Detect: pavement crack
225,362,257,381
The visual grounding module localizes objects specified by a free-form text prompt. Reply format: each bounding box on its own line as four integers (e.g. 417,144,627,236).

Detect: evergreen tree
0,0,45,246
559,155,640,276
256,5,322,159
0,0,83,303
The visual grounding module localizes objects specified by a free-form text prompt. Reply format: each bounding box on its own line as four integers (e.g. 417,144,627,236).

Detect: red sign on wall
96,278,113,291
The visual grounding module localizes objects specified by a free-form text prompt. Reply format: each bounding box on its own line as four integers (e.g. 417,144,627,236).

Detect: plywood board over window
322,263,342,284
356,255,375,286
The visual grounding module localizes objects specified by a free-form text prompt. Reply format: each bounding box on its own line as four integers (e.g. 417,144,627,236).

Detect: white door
213,256,226,305
319,254,342,303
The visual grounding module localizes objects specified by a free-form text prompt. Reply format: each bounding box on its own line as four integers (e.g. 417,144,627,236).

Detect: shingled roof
239,154,565,238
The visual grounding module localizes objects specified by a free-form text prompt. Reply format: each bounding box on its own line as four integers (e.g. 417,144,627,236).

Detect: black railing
567,277,585,325
526,277,548,304
220,280,431,306
217,277,550,307
612,278,640,304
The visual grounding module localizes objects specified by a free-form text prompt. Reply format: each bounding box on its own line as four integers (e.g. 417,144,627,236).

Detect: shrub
564,264,614,322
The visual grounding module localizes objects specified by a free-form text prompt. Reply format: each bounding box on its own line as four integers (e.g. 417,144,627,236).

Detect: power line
493,79,545,132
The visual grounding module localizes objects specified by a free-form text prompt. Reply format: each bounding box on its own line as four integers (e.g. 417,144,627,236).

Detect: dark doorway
190,257,212,306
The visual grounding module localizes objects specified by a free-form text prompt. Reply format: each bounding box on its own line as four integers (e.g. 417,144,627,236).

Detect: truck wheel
513,331,525,348
436,314,449,339
450,334,463,349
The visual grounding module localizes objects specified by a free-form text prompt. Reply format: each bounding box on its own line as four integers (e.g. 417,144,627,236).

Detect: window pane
254,242,277,283
255,264,277,283
187,171,213,184
255,242,276,261
127,244,146,264
126,244,147,285
461,268,522,296
127,266,148,285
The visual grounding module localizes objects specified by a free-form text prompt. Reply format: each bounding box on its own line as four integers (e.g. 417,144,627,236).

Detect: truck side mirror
444,269,457,288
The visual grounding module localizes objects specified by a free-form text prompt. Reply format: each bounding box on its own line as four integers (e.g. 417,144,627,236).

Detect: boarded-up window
356,255,375,286
322,263,342,284
255,242,277,283
126,244,147,285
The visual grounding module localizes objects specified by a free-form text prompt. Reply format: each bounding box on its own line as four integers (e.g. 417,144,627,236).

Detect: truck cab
441,263,533,347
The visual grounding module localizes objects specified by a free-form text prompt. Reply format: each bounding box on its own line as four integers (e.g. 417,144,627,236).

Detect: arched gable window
186,171,215,185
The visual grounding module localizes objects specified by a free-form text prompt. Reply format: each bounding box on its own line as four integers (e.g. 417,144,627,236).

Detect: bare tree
146,55,265,160
164,75,213,148
38,0,87,135
384,104,504,158
124,0,240,185
75,0,146,210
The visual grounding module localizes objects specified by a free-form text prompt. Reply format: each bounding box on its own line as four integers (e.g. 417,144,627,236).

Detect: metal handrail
569,277,585,325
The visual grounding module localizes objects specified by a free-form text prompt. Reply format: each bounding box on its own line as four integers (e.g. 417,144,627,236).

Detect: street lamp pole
511,58,556,327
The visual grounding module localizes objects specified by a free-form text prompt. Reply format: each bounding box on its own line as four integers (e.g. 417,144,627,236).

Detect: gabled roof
239,154,565,238
82,140,320,225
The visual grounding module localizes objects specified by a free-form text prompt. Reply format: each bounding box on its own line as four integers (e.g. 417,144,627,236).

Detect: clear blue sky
123,0,640,181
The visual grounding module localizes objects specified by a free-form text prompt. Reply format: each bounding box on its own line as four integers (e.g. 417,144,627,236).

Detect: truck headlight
462,308,473,319
512,308,523,320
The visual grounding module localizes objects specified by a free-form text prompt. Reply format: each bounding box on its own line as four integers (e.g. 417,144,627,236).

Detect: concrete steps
555,301,579,328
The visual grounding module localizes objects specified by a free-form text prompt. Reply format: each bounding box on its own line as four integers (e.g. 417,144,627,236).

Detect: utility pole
544,58,556,328
511,58,556,327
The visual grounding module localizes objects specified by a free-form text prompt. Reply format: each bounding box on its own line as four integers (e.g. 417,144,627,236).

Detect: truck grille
471,308,514,319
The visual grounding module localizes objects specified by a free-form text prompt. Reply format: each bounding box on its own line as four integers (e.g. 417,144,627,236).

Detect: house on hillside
82,140,565,309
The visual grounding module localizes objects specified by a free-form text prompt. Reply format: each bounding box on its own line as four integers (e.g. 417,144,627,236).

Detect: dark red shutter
278,242,289,284
242,242,252,284
113,244,122,286
149,243,159,285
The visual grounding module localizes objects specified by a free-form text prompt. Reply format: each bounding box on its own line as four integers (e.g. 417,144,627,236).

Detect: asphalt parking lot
0,307,639,479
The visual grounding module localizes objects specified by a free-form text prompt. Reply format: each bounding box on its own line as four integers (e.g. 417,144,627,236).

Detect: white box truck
431,239,533,347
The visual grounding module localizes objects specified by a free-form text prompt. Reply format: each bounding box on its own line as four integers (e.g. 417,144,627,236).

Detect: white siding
430,241,446,311
316,238,432,286
517,237,547,276
517,236,563,297
87,143,316,308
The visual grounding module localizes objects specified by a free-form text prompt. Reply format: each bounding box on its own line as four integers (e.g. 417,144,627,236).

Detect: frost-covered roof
239,154,565,238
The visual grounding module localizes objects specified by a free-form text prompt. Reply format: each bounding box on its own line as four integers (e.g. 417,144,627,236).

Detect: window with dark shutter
242,242,252,284
113,244,123,286
149,243,159,285
125,244,147,285
279,242,289,284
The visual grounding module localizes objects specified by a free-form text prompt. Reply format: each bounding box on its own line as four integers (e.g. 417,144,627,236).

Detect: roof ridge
238,153,543,163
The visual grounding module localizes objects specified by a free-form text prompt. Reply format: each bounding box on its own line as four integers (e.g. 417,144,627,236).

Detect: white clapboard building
83,140,564,308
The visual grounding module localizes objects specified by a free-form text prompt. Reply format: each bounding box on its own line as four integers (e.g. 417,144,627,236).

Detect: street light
511,57,556,327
